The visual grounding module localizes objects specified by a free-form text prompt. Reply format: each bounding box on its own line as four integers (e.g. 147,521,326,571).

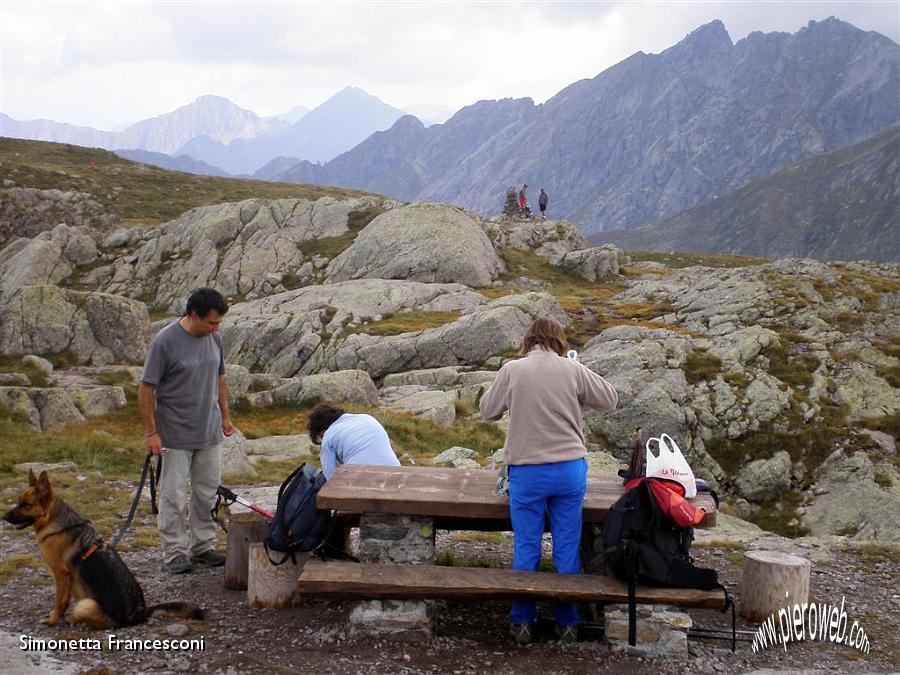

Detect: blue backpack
264,463,334,565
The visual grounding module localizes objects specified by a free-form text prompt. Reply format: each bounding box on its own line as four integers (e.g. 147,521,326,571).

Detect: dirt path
1,523,897,674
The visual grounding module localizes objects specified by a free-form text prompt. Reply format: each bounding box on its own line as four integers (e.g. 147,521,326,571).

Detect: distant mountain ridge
590,124,900,262
177,87,409,174
267,18,900,240
1,88,408,175
114,149,232,178
1,96,285,155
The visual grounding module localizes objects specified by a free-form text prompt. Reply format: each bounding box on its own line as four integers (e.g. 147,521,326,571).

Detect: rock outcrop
485,218,587,263
0,286,151,365
0,188,119,245
98,195,393,310
802,451,900,541
223,279,566,379
325,202,505,287
0,224,99,295
0,384,127,430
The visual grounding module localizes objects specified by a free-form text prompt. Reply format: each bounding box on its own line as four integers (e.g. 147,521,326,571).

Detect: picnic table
303,464,723,645
316,464,717,529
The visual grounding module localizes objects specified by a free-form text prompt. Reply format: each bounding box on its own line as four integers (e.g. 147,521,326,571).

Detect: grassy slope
0,137,374,226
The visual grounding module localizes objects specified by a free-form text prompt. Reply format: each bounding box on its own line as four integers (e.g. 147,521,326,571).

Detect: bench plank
298,561,727,610
318,465,717,527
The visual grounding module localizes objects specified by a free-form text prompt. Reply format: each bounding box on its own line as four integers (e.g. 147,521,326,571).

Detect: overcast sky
1,1,898,130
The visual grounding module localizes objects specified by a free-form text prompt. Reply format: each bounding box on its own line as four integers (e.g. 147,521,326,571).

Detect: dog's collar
37,519,90,544
80,542,100,561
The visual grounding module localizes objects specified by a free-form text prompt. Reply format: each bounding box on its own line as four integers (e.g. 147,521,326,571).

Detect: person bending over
308,404,400,479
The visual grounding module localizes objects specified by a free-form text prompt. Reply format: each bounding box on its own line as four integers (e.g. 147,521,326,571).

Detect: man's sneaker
556,624,578,644
509,622,533,646
191,550,226,567
164,554,193,575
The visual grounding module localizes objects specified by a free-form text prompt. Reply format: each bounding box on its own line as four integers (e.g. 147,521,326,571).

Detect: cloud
1,1,896,129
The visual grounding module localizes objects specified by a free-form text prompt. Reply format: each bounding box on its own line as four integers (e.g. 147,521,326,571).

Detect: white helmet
645,433,697,498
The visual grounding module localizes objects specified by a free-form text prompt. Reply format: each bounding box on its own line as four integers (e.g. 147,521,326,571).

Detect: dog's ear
29,469,37,486
36,471,52,500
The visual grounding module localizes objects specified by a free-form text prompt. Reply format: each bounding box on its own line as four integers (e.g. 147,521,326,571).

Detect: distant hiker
517,184,528,211
307,404,400,479
538,189,548,220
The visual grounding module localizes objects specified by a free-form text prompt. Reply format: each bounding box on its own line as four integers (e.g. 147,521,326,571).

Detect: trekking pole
211,485,274,532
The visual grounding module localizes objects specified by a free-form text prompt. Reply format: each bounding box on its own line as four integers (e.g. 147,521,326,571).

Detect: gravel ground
1,513,897,674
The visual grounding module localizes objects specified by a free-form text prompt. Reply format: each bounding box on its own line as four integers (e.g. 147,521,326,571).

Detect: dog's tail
143,602,205,621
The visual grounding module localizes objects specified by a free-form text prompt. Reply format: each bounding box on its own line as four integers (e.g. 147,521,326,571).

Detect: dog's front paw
40,612,60,626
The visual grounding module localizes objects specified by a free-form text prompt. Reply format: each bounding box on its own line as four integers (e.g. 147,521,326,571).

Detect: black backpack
603,479,725,645
264,463,334,565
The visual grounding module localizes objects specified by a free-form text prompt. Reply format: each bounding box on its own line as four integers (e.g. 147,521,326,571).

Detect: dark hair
308,403,346,444
521,318,568,356
184,288,228,318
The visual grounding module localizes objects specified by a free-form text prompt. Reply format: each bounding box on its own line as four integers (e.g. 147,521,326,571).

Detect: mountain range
176,87,408,174
1,88,424,175
263,18,899,243
2,16,898,261
590,124,900,261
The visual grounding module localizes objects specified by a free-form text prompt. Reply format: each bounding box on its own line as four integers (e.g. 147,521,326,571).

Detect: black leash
110,453,160,550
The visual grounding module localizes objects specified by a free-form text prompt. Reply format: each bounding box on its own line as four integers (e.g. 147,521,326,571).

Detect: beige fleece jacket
479,348,618,466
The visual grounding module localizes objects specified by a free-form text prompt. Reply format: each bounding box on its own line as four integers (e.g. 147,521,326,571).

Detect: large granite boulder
0,385,127,430
485,218,587,263
381,387,459,425
324,202,505,287
221,428,255,479
803,451,900,541
734,451,792,502
830,361,900,420
270,370,379,407
245,434,314,464
0,286,151,365
0,224,100,296
552,245,621,281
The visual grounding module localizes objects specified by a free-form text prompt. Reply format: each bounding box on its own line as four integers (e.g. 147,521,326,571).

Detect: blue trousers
508,458,587,627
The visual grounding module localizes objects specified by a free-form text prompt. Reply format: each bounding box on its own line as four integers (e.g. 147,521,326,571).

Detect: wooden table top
317,465,716,528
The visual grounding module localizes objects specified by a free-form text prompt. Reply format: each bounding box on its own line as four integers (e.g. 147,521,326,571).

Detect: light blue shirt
320,413,400,479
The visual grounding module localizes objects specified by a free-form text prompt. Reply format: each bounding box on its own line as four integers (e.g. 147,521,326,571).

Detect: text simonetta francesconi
20,634,205,651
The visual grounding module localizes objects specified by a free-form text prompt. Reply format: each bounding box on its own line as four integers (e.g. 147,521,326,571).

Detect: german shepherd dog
2,470,204,628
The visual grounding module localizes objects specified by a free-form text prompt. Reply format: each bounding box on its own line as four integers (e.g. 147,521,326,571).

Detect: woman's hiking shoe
509,622,533,646
164,554,193,575
556,624,578,644
191,550,226,567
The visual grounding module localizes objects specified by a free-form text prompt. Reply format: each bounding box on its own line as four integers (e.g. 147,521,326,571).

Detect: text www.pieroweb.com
751,596,870,654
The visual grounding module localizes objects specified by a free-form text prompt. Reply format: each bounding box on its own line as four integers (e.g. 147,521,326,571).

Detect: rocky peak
662,19,733,61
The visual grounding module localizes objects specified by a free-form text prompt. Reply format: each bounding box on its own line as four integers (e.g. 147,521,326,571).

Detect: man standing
308,403,399,479
539,188,549,220
139,288,234,574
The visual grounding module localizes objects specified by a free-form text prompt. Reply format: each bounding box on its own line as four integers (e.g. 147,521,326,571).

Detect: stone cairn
501,186,530,221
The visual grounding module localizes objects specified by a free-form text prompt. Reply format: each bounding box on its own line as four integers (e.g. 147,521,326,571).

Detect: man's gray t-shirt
141,321,225,451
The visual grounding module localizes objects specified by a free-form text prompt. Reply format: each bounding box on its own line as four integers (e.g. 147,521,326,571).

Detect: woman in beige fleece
479,318,618,644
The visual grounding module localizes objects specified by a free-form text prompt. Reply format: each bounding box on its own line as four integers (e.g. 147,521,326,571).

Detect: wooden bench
298,560,728,609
